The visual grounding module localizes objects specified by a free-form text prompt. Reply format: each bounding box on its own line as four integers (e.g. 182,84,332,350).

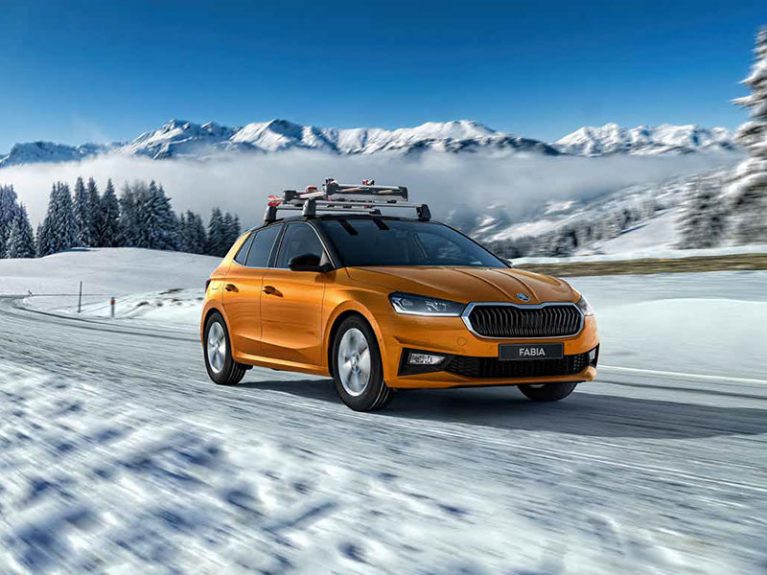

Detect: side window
275,223,325,268
233,233,254,265
246,224,281,268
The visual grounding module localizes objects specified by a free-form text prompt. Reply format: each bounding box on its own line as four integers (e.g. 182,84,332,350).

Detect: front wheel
204,312,246,385
518,382,578,402
332,316,392,412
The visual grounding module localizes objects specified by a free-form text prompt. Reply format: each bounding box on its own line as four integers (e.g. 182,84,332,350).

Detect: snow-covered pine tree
145,182,180,251
118,183,140,247
206,208,227,256
86,177,100,243
97,179,120,247
5,204,36,258
0,185,22,257
93,180,120,248
52,182,77,252
37,183,66,256
731,26,767,244
229,214,241,246
73,176,92,246
677,177,728,249
36,223,47,257
178,212,188,251
182,210,207,254
221,212,241,250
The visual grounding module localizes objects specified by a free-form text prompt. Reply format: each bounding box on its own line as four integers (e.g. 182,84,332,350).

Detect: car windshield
317,218,508,268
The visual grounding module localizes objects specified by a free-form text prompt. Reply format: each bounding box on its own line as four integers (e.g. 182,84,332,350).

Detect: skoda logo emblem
516,293,530,302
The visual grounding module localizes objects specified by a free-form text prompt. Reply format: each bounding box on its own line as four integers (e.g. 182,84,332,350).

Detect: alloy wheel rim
337,328,371,397
207,321,226,374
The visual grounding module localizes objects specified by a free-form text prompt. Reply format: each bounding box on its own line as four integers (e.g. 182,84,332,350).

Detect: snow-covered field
1,249,766,573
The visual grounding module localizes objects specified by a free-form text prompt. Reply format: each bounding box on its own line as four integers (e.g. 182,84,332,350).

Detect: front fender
322,290,390,372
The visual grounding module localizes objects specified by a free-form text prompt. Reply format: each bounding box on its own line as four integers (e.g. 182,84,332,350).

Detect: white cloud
0,150,738,230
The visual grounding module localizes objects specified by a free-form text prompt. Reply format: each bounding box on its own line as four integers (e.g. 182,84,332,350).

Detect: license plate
499,343,564,361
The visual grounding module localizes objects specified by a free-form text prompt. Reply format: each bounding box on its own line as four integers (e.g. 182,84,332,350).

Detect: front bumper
376,313,599,389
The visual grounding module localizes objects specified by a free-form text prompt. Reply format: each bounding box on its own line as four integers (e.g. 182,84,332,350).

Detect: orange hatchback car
202,181,599,411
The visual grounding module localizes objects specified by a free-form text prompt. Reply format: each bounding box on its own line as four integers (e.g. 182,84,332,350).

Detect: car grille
445,352,589,379
466,304,582,338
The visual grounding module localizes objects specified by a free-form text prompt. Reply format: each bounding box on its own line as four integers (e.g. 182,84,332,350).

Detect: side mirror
289,253,329,272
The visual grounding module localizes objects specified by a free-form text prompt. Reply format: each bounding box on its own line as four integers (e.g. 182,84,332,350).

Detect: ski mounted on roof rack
263,178,431,224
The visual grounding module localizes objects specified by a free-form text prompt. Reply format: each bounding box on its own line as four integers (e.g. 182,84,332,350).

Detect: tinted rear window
245,224,281,268
233,233,254,265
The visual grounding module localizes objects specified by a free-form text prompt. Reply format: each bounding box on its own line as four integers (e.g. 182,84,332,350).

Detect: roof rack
263,179,431,223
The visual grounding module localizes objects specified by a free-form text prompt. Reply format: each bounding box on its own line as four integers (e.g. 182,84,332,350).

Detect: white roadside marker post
110,297,116,319
77,281,83,314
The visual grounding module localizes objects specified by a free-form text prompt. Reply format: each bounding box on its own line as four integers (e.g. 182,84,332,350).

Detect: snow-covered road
1,288,766,573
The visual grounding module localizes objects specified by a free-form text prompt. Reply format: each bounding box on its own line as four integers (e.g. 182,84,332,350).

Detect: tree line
0,178,241,259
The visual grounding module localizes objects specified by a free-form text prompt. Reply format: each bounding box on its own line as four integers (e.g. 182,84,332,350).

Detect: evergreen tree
230,214,241,246
73,176,92,246
37,183,76,256
221,212,241,249
118,183,140,247
180,210,207,254
178,212,188,250
677,181,728,249
731,26,767,244
5,204,36,259
206,207,228,256
36,223,47,257
53,182,77,252
0,185,22,257
143,182,180,250
86,177,101,242
96,179,120,247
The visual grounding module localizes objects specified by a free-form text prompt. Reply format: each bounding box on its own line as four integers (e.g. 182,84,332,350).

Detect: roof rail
263,179,430,223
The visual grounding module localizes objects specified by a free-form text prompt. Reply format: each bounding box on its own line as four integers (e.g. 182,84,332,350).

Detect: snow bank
570,271,767,380
515,243,767,265
0,248,218,313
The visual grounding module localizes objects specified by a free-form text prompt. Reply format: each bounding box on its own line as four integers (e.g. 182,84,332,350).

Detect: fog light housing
399,349,451,375
588,345,599,367
409,352,445,365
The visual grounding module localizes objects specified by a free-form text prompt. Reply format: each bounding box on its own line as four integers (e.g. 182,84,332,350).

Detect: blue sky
0,0,764,152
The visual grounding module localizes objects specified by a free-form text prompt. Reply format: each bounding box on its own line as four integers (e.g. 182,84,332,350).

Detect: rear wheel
332,316,392,412
204,312,246,385
519,382,578,402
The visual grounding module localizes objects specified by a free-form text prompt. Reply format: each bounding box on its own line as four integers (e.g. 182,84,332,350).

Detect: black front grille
467,304,582,338
445,352,589,379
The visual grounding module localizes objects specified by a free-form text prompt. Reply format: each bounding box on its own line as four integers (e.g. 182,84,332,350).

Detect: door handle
225,283,238,292
263,285,281,296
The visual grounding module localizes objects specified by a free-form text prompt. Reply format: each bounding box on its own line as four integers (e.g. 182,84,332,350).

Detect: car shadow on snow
238,378,767,440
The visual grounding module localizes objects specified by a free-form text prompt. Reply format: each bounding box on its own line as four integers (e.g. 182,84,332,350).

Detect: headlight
576,295,595,316
389,292,465,316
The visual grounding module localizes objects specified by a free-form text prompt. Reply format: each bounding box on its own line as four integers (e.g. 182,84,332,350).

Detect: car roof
248,213,435,233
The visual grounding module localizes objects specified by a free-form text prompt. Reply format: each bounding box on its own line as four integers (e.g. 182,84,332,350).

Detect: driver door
259,222,329,368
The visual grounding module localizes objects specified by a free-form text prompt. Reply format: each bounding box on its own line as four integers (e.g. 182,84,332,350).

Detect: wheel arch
325,306,382,378
201,303,229,346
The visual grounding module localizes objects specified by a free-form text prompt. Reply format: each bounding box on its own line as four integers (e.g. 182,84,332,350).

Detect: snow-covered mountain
0,141,108,168
0,119,737,168
121,119,560,159
555,123,736,156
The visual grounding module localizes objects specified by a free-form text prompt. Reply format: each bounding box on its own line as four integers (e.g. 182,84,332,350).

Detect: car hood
345,266,578,304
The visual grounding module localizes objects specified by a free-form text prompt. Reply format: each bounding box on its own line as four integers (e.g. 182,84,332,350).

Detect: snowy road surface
1,269,767,572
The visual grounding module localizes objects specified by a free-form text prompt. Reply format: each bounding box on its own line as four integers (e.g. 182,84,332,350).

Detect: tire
204,312,247,385
518,382,578,402
331,316,392,412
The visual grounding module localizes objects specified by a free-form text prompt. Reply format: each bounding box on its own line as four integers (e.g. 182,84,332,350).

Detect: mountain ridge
0,119,736,168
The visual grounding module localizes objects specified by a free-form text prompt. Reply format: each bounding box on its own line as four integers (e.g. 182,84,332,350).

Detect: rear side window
275,223,325,268
246,224,281,268
233,233,254,265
